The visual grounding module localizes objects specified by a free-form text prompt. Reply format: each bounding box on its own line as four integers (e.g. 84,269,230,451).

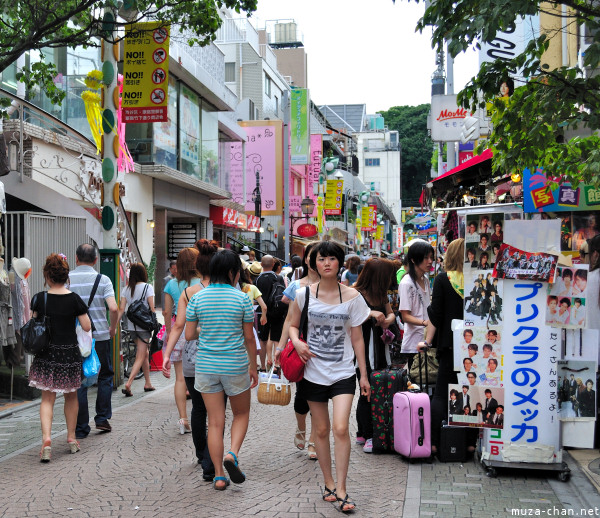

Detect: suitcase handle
418,406,425,447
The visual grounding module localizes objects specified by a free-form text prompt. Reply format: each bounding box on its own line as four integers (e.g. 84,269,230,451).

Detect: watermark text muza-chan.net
511,508,600,516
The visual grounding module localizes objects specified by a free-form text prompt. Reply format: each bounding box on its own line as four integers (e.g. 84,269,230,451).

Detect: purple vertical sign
228,142,244,206
309,134,322,215
228,126,279,213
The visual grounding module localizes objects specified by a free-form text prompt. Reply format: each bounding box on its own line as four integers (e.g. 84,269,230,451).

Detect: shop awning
432,149,493,183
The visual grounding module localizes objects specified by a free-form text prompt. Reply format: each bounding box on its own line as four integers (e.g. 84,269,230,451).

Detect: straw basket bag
257,366,292,406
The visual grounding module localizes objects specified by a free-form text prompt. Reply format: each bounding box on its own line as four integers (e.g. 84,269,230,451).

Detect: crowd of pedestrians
27,236,507,512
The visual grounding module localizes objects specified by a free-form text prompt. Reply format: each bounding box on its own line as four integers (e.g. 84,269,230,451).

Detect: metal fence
3,211,88,295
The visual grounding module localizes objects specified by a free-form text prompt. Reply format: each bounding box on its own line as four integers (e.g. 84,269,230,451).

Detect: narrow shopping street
0,372,598,517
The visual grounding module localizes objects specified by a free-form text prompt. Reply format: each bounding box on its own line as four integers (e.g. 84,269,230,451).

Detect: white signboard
430,95,469,142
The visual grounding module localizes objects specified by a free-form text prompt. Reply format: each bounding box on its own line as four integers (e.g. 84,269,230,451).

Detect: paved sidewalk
0,371,598,517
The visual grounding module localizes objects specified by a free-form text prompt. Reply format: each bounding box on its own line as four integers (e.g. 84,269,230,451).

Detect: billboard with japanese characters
523,167,600,213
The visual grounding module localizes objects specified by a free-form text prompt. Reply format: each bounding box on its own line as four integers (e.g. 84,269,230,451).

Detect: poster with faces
547,265,589,329
464,269,504,327
453,325,503,388
448,384,505,429
557,360,597,420
464,212,520,269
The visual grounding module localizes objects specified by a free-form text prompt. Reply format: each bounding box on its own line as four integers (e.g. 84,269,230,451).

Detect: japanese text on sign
123,22,170,123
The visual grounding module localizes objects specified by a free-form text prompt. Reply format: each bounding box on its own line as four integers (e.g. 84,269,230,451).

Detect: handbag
257,365,292,406
127,284,160,332
280,286,309,383
409,348,439,385
21,292,51,355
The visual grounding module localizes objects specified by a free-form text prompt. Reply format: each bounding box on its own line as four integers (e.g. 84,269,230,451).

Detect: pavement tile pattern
0,372,598,517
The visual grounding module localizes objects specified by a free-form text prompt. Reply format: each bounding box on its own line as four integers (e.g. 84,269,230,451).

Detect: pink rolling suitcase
393,391,431,458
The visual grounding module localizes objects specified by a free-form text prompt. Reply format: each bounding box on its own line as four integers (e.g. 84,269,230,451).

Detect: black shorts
298,374,356,403
258,316,284,342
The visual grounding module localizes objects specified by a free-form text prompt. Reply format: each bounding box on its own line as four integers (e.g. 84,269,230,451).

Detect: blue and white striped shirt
186,284,254,376
69,265,115,341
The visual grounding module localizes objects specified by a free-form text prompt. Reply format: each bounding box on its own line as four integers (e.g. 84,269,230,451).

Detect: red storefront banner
210,206,239,228
247,215,260,232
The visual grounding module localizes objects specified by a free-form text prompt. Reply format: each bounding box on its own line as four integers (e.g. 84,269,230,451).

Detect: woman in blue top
163,247,202,434
185,250,258,490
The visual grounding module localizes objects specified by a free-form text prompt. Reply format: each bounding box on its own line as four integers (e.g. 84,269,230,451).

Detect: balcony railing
170,37,225,85
214,18,260,54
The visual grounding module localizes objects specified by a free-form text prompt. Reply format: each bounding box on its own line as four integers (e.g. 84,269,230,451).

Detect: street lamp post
289,197,315,258
251,166,261,255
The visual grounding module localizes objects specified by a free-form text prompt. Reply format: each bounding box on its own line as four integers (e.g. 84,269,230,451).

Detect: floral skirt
28,342,82,393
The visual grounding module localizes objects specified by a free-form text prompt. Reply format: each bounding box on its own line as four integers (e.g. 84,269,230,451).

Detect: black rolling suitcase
370,368,409,452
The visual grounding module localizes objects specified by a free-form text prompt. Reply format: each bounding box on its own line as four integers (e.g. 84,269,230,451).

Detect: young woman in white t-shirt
289,241,371,513
398,240,434,368
117,263,156,396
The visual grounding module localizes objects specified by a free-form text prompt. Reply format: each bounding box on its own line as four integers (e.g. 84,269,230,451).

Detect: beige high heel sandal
294,428,306,450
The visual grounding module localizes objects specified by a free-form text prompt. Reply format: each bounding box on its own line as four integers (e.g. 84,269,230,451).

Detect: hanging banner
523,167,600,213
361,205,377,231
236,121,283,216
324,179,343,215
291,88,309,164
370,205,378,231
375,224,384,242
227,142,244,206
309,134,322,211
123,22,170,123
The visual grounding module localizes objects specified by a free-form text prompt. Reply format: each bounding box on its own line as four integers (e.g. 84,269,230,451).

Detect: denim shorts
195,371,251,396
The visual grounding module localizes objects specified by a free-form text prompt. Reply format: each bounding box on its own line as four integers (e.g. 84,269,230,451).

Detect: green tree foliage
0,0,257,110
410,0,600,184
379,104,432,206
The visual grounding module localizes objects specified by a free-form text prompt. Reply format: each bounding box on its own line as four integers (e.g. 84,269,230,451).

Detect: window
365,158,380,167
225,62,235,82
265,74,272,97
274,96,279,116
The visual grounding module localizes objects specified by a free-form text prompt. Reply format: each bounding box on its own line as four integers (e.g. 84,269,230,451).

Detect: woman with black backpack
118,263,156,396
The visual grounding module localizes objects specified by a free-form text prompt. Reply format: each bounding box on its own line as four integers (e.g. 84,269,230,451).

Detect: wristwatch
422,341,430,349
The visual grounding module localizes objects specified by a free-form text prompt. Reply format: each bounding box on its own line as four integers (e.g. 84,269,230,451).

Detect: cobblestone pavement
0,371,598,517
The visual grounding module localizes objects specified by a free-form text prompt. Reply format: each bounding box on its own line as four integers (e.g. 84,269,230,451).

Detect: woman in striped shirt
185,250,258,490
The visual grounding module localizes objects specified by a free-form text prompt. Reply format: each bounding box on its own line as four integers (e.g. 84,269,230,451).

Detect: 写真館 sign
296,223,318,238
430,94,470,142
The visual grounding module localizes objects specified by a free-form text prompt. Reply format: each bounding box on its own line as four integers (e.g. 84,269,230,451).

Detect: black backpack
127,284,160,333
267,275,288,318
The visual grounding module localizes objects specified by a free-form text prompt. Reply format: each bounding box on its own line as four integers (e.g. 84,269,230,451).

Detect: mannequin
0,258,7,285
0,257,16,367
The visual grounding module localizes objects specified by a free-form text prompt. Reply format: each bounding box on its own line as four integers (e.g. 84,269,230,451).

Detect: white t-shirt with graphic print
295,288,370,386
